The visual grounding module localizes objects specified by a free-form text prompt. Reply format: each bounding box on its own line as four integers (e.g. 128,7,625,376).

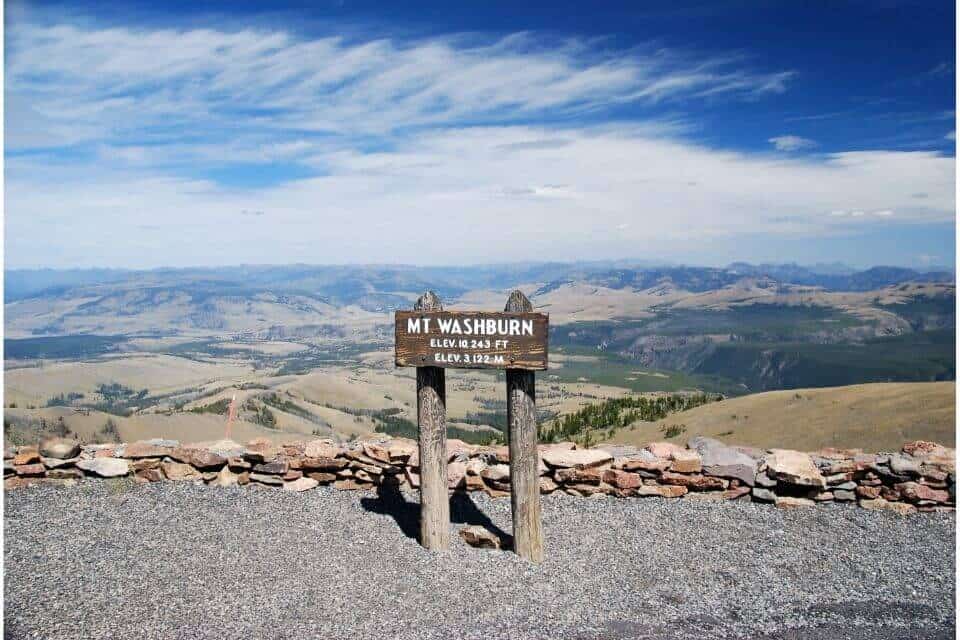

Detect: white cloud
769,135,817,152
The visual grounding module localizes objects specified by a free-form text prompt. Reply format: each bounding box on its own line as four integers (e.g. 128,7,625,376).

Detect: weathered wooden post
394,290,548,559
413,291,449,550
504,290,544,562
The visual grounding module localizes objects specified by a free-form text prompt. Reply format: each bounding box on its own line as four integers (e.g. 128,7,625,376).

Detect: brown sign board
395,311,549,370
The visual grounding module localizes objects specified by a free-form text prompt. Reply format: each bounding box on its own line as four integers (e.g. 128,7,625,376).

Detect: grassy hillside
607,381,955,451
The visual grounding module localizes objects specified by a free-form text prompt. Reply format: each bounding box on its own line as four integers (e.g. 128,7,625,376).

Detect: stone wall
5,436,955,514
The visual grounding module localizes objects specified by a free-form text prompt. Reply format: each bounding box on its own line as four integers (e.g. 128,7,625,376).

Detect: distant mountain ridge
7,262,953,305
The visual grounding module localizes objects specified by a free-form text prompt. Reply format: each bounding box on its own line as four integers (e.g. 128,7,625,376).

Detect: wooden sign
395,311,548,370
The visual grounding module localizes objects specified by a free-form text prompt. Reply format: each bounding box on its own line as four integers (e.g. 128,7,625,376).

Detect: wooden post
504,290,544,562
414,291,450,550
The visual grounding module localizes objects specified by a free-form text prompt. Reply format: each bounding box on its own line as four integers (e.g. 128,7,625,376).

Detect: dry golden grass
608,381,955,451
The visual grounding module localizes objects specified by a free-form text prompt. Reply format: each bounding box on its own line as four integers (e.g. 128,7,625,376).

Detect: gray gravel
4,481,955,639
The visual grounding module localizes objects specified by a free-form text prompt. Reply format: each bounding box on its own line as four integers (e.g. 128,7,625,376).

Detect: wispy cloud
769,135,817,152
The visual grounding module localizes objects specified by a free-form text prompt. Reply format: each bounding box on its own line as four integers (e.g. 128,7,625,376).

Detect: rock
765,449,825,488
459,525,502,550
895,481,950,504
683,491,725,502
879,486,901,501
902,441,948,457
688,436,757,486
616,458,670,473
668,450,702,474
208,466,239,487
602,469,642,490
635,484,687,498
556,468,604,485
160,461,201,481
488,445,510,464
123,441,174,459
39,438,80,460
834,489,856,502
188,439,244,459
723,485,751,500
5,477,41,489
300,456,348,471
170,448,226,470
856,485,881,499
888,454,922,476
307,472,337,484
775,496,815,509
15,463,46,477
751,488,777,502
446,439,475,461
832,481,857,491
821,461,857,475
227,457,252,471
645,442,686,459
860,498,917,515
387,440,417,463
77,458,129,477
304,440,340,459
448,461,467,489
283,470,303,481
539,476,559,494
810,491,834,502
825,472,854,485
41,456,80,469
243,438,277,463
252,461,289,475
47,468,84,480
480,464,511,483
284,477,319,492
362,443,391,464
134,468,164,483
659,471,727,491
540,448,613,470
754,472,777,488
249,472,284,486
13,448,40,466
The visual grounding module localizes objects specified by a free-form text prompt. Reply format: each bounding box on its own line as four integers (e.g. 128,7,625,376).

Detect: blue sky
5,0,956,269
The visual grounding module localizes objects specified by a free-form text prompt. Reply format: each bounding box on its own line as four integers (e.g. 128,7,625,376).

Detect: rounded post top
415,290,443,312
504,289,533,313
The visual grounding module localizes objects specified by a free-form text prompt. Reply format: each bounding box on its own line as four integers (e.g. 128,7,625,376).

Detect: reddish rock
387,440,417,463
94,448,117,458
539,476,559,494
307,472,337,484
541,448,613,470
616,458,670,473
304,440,340,459
13,448,40,466
902,441,947,457
123,441,173,459
39,438,80,460
645,442,686,459
448,461,467,490
283,470,303,481
810,491,835,502
134,468,164,483
668,450,702,474
895,481,950,504
171,447,226,470
555,468,603,485
765,449,825,488
161,461,202,481
5,477,41,489
636,484,687,498
243,439,277,463
14,463,46,477
47,468,84,480
602,469,642,490
856,485,881,499
284,477,318,492
821,461,856,475
775,496,815,509
879,486,901,502
459,525,501,550
130,458,161,471
659,471,727,491
333,479,373,491
300,456,348,471
723,485,751,500
362,442,392,464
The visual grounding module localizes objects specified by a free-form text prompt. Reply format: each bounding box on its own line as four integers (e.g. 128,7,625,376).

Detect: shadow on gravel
360,484,514,548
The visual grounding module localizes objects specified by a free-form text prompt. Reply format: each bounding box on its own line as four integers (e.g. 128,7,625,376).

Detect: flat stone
645,442,686,458
134,468,164,483
252,461,289,475
635,484,687,498
5,477,42,489
41,456,80,469
616,458,670,473
602,469,642,490
249,472,284,486
160,461,201,481
659,471,727,491
860,497,917,515
448,461,467,489
556,468,603,485
39,438,80,460
832,481,857,491
47,468,84,480
902,441,949,458
333,479,373,491
895,481,950,504
15,463,46,477
13,448,40,466
668,450,702,474
751,488,776,502
775,496,815,509
123,441,174,459
283,470,303,481
540,448,613,470
459,525,501,550
856,485,881,499
688,436,757,486
683,491,725,502
446,439,476,461
810,491,834,502
888,454,922,476
387,439,417,463
76,458,129,477
765,449,825,488
307,472,337,484
723,485,751,500
304,440,340,459
243,438,278,463
362,443,391,464
300,456,348,471
834,489,856,502
227,457,252,471
539,476,559,494
284,477,319,492
170,448,227,470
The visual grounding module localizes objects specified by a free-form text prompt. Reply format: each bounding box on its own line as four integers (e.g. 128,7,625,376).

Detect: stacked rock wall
5,436,955,514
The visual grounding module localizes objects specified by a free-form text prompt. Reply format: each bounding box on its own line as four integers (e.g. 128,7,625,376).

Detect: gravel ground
4,481,955,640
